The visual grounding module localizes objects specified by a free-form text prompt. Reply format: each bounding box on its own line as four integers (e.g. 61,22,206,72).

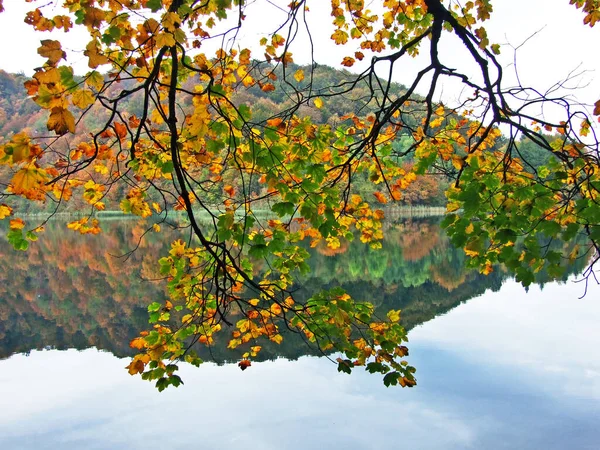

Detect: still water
0,219,598,449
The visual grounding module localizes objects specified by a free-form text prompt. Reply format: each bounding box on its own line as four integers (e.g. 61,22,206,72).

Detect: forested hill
0,66,449,207
0,67,556,210
0,71,42,137
0,65,404,138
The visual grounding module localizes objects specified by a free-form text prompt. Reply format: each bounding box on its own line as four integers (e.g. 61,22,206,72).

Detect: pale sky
0,0,598,119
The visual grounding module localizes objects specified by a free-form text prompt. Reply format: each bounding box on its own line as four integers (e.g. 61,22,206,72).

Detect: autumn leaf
10,165,48,200
9,218,25,230
6,132,32,163
386,310,401,323
331,29,349,45
238,359,251,371
261,83,276,92
129,337,147,350
314,97,323,109
266,117,284,128
71,89,96,109
373,191,388,203
37,40,66,65
47,107,76,135
155,31,176,48
0,204,12,219
270,334,283,344
84,40,109,68
341,56,355,67
294,69,304,82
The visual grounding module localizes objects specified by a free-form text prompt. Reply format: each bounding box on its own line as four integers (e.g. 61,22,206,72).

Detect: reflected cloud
409,280,600,401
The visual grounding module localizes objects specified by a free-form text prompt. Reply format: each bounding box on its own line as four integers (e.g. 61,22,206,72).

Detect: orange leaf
261,83,275,92
9,218,25,230
341,56,355,67
129,337,147,350
373,191,388,203
266,117,283,128
238,359,251,371
114,122,127,139
224,185,235,197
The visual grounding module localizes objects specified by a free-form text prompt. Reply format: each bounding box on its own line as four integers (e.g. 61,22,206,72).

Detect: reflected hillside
0,217,588,362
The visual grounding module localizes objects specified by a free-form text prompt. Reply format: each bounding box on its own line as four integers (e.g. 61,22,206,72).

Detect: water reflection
0,217,588,362
0,281,598,450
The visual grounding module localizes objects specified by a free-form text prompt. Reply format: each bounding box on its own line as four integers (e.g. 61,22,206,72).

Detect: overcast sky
0,0,598,117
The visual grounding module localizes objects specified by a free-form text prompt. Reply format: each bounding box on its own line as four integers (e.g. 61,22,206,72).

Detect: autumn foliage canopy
0,0,599,390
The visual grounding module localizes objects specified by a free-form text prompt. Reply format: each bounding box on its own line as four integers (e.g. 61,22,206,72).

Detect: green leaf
271,202,295,217
383,372,400,387
148,302,162,312
147,0,163,12
7,229,28,251
249,244,268,259
337,359,352,374
161,160,174,174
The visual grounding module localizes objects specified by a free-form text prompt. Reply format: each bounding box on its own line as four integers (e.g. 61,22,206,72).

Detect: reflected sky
1,280,599,450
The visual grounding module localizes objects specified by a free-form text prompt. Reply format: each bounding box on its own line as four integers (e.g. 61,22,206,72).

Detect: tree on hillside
0,0,598,390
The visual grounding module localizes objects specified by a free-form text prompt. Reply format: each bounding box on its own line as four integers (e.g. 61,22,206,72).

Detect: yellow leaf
94,163,108,174
37,39,66,65
387,309,401,323
6,132,32,163
162,12,181,32
294,69,304,82
446,202,460,212
331,29,349,45
169,239,186,257
482,262,493,275
0,204,12,219
47,107,76,135
10,165,48,200
126,354,150,375
314,97,323,109
84,40,109,69
129,337,147,350
155,32,176,48
71,89,96,109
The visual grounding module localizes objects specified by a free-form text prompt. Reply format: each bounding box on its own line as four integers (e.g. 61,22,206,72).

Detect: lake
0,218,599,449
